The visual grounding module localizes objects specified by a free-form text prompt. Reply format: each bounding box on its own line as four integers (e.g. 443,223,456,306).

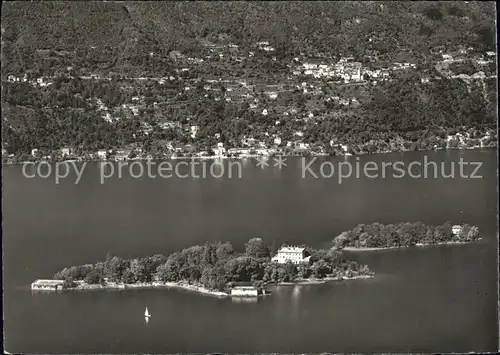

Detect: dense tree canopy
332,222,481,249
53,239,372,291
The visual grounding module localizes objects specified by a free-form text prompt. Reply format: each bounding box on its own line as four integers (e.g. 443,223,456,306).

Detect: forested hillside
1,1,497,160
3,1,495,62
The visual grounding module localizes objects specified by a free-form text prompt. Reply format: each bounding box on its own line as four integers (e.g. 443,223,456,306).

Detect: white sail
144,307,151,317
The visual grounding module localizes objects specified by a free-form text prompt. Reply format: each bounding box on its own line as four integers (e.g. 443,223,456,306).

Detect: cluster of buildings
6,74,28,83
28,147,74,160
6,74,53,87
297,58,363,82
326,96,360,107
5,39,497,164
445,130,495,149
439,45,496,64
199,129,329,158
437,48,496,79
92,147,144,161
255,41,275,52
295,56,417,83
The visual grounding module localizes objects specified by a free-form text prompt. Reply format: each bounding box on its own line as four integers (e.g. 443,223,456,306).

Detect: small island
333,222,481,251
32,238,374,296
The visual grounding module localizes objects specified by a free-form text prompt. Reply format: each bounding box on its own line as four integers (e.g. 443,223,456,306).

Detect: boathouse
31,279,65,291
231,286,259,297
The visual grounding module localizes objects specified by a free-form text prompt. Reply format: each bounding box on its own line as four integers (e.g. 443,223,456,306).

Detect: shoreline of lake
76,280,231,297
3,145,496,165
341,239,482,252
32,280,230,297
276,274,374,285
31,274,375,296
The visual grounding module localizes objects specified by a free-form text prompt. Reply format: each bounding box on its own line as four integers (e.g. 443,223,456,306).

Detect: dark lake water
2,150,498,353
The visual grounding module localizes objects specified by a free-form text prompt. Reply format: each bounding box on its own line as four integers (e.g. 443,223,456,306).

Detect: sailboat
144,307,151,319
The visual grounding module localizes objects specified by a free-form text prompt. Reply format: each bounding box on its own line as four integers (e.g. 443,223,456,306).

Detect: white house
266,92,278,99
212,142,226,156
256,41,275,51
442,54,453,62
97,150,107,160
190,125,199,139
61,147,71,157
241,137,256,147
452,225,462,236
271,246,310,264
36,77,52,87
114,149,130,161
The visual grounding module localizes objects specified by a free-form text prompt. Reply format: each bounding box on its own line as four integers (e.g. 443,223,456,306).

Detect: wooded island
333,222,480,250
50,238,373,293
40,222,481,294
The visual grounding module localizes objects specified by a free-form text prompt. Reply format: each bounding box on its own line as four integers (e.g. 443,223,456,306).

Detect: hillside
1,1,497,160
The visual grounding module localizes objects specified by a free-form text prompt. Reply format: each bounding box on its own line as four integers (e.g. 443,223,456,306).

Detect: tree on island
244,237,271,258
215,242,235,261
459,224,480,242
62,277,76,289
311,259,331,278
104,253,128,282
129,258,148,283
297,262,312,279
85,270,104,285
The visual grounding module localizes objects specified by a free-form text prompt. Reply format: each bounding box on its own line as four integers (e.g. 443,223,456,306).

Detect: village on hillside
2,1,497,163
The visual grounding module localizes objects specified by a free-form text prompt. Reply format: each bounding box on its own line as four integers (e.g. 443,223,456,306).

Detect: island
333,222,481,251
32,238,374,296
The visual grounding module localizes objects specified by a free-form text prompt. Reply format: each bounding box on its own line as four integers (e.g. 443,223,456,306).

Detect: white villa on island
452,225,463,236
271,245,311,264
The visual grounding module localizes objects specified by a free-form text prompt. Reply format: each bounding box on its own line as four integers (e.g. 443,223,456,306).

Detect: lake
2,149,498,353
